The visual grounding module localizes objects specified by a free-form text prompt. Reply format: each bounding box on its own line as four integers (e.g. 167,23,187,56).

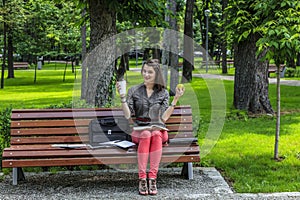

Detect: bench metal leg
181,162,193,179
13,167,25,185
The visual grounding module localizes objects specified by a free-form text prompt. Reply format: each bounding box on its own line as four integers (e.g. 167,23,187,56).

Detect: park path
130,68,300,86
195,73,300,86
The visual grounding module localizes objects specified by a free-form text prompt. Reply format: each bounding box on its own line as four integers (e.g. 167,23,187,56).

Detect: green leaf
281,2,287,7
268,29,275,36
271,42,279,49
280,41,286,49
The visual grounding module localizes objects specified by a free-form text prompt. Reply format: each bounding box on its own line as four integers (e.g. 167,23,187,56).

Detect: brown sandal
139,179,148,195
148,178,158,195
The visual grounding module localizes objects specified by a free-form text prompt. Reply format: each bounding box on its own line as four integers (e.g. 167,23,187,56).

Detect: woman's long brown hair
141,59,166,91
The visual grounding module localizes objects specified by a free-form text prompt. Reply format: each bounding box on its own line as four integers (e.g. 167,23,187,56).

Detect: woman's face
142,64,156,85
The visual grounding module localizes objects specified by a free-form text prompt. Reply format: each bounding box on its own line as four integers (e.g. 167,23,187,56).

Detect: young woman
117,59,184,195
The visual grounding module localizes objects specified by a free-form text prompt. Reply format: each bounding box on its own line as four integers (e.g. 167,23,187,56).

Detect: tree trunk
296,53,300,66
161,0,171,86
1,17,7,89
117,54,127,80
233,33,274,114
81,8,87,100
169,0,179,96
143,48,151,61
221,0,228,74
149,29,161,60
85,0,116,107
182,0,194,83
274,64,281,160
7,28,14,78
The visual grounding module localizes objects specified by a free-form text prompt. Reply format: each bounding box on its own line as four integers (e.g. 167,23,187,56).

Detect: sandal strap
139,179,148,194
148,179,157,191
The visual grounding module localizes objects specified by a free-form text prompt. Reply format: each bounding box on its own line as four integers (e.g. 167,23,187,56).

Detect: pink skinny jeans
131,130,168,179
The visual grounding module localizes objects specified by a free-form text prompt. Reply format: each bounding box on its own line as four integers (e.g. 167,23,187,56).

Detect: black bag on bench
89,117,131,146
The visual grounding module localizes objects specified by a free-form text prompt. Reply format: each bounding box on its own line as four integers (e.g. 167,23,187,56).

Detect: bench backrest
9,106,194,146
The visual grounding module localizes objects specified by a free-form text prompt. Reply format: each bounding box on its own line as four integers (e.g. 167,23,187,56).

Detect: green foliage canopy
226,0,300,65
255,1,300,65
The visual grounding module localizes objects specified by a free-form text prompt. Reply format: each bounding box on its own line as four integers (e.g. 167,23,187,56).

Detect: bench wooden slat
10,124,193,137
3,146,199,158
5,137,198,151
10,132,195,145
11,127,87,136
10,136,86,145
10,120,89,128
11,107,192,120
11,106,192,113
10,116,192,129
2,155,200,168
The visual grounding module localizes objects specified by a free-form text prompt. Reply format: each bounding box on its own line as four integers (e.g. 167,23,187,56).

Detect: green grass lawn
0,62,299,193
0,63,78,109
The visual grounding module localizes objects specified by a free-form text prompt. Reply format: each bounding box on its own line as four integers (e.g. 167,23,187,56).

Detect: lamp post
204,9,210,73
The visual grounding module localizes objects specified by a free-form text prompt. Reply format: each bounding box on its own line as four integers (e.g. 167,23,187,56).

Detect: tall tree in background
1,0,7,89
169,0,179,95
227,0,273,114
1,0,25,80
80,7,87,99
221,0,228,74
161,0,171,86
85,0,116,107
161,0,179,96
182,0,194,83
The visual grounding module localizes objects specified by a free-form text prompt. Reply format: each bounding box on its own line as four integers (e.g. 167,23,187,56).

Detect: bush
286,67,296,77
0,107,12,169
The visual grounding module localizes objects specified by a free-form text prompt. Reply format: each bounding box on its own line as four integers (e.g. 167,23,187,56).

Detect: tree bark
274,64,281,160
169,0,179,96
81,8,87,99
233,33,274,114
221,0,228,74
182,0,194,83
7,28,14,78
161,0,171,86
1,14,7,89
85,0,116,107
296,53,300,66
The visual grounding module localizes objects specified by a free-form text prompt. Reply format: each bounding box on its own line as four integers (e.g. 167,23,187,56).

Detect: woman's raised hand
175,84,185,98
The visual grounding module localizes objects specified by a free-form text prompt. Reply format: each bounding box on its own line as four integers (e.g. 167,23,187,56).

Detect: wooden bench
13,62,29,70
2,106,200,185
268,64,286,78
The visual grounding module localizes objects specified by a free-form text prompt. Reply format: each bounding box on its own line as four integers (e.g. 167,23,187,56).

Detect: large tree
227,0,273,114
84,0,116,107
84,0,165,107
182,0,194,83
168,0,179,95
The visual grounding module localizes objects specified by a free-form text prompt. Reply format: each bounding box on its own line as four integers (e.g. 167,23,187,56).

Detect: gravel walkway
0,167,232,200
1,167,300,199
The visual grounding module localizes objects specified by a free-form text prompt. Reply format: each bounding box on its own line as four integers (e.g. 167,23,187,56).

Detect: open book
133,123,169,131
